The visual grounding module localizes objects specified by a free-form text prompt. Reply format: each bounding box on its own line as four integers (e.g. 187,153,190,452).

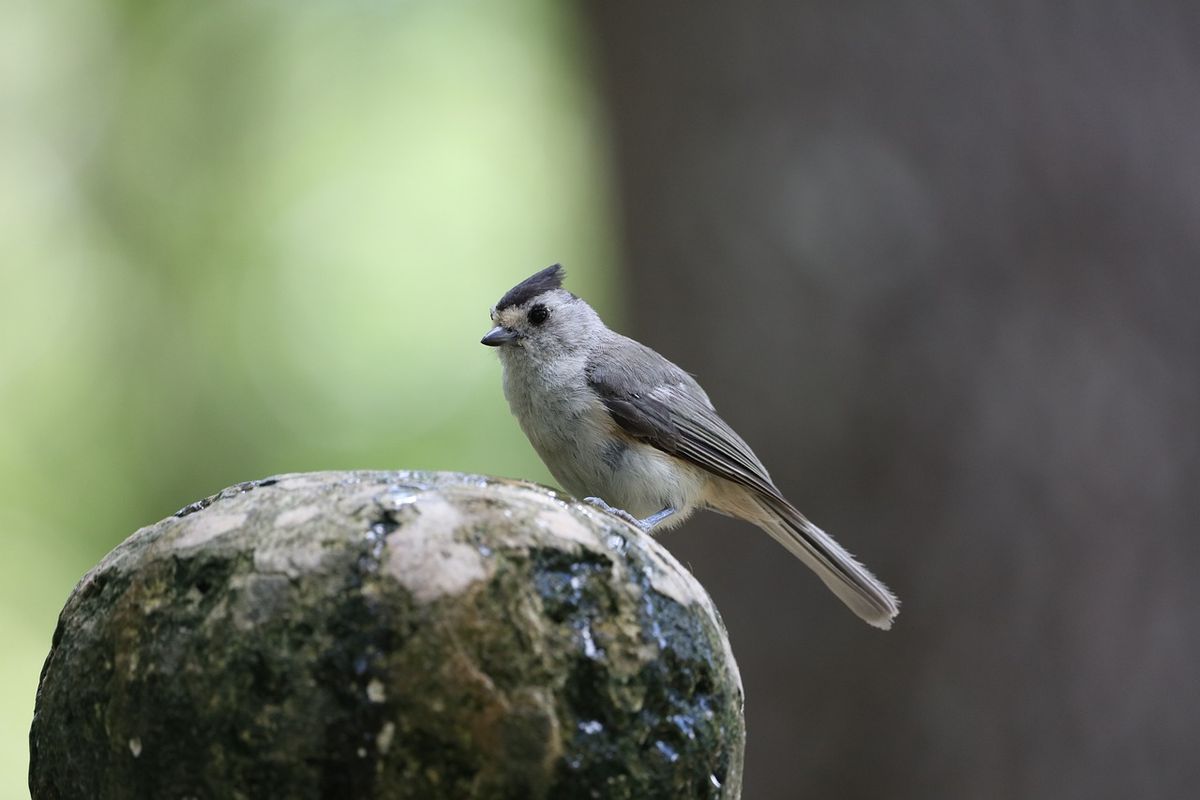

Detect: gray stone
29,471,744,799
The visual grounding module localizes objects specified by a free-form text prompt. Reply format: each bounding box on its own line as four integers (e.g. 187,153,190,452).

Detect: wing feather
587,343,778,501
587,341,900,629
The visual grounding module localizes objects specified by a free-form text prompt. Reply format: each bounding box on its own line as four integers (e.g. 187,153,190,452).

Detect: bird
481,264,898,629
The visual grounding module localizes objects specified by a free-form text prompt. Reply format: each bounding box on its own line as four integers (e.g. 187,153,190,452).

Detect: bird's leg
583,497,676,532
639,506,676,529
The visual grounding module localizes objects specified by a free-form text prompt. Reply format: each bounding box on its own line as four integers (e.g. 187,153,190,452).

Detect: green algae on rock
29,471,744,799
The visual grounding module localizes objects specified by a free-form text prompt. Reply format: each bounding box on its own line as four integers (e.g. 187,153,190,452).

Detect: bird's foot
582,497,651,531
581,498,677,532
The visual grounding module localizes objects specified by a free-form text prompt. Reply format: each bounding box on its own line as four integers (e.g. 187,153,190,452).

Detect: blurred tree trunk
583,3,1200,799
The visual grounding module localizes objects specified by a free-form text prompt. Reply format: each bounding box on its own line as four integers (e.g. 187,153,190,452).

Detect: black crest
496,264,565,310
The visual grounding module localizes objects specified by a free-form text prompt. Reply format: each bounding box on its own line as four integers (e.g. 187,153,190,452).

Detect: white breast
499,351,708,521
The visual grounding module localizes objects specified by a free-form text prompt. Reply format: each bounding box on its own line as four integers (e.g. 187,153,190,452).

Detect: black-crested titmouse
482,264,899,629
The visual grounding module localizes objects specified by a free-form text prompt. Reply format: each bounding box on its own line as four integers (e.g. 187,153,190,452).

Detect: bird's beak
481,326,520,347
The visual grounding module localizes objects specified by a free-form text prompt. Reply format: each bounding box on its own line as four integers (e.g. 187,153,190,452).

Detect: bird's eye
528,304,549,326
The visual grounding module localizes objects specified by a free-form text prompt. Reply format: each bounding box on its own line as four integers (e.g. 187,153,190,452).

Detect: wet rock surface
29,471,744,799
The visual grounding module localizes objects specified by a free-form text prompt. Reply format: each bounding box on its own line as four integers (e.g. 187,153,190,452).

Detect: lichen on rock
29,471,744,799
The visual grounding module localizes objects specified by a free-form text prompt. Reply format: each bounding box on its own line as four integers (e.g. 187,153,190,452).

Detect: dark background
586,3,1199,798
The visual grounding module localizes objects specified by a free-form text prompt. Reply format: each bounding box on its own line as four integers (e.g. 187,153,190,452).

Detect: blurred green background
0,1,616,793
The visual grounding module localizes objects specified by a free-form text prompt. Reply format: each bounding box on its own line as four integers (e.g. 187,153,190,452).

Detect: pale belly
503,367,707,522
534,427,708,522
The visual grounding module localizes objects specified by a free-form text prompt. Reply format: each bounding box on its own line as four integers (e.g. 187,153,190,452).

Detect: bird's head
481,264,600,361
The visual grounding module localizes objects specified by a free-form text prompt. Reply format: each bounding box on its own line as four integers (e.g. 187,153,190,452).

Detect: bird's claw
582,497,650,531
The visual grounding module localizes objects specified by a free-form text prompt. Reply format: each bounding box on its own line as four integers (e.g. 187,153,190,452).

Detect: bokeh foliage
0,1,616,793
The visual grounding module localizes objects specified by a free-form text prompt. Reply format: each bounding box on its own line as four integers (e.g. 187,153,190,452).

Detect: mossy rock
29,471,744,799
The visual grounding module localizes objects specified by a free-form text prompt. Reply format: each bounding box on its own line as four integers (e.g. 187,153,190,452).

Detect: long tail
754,496,899,629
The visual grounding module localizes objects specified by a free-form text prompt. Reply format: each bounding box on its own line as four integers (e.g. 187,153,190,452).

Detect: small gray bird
482,264,899,629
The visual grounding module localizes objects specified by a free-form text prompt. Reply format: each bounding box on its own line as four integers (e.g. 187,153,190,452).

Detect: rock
29,471,744,799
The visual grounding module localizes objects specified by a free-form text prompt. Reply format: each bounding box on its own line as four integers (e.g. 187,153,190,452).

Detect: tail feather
755,497,899,629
